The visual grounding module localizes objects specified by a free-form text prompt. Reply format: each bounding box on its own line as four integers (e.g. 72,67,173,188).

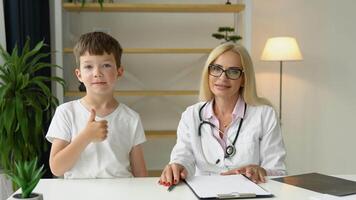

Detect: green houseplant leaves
0,39,65,176
212,26,242,43
6,158,45,198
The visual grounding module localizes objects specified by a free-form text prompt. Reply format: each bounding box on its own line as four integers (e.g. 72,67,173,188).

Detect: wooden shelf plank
65,90,198,97
63,3,245,13
145,130,176,139
63,47,212,54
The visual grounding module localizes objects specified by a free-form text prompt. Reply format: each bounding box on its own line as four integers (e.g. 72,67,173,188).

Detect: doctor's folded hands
159,42,286,187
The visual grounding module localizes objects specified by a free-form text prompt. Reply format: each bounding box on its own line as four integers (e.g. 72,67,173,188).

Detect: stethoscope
198,102,247,159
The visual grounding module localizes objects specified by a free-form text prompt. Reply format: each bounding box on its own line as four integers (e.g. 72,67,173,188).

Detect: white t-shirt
46,100,146,179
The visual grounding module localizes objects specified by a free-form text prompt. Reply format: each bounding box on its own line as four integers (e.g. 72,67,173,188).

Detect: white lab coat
170,101,286,177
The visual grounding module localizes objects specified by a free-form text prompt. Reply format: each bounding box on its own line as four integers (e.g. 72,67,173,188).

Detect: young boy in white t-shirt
46,32,147,178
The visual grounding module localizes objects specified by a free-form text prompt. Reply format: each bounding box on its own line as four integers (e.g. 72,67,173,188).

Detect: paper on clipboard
185,174,273,199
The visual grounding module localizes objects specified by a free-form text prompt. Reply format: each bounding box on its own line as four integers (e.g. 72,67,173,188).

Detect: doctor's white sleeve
169,111,196,177
260,106,287,176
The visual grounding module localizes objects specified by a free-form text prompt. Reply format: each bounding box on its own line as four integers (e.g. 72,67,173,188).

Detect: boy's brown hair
73,32,123,68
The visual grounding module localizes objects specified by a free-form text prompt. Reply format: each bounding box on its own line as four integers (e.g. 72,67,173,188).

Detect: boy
46,32,147,178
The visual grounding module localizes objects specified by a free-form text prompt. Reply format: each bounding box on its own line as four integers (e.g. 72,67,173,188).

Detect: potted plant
212,26,242,43
5,158,45,200
0,39,65,179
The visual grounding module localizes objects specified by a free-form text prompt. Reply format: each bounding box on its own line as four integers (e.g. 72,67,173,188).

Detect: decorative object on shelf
72,0,108,10
5,158,45,200
212,27,242,43
261,37,303,124
0,39,65,176
225,0,231,5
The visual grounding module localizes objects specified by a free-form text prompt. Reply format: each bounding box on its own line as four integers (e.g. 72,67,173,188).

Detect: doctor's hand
221,164,267,183
82,109,108,143
159,163,188,187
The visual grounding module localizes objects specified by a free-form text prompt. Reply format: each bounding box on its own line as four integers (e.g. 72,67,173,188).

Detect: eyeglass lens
208,64,243,80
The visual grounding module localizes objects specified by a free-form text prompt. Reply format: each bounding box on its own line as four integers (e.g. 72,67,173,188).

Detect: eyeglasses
208,64,244,80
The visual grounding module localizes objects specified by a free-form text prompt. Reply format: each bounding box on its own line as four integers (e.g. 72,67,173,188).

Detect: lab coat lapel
200,123,224,164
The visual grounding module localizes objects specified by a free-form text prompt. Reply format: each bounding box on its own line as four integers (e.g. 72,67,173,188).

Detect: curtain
3,0,52,178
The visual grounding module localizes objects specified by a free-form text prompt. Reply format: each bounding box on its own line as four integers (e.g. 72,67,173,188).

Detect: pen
167,184,176,192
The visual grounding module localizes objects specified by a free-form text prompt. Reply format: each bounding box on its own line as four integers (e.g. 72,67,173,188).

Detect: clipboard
272,173,356,196
184,174,273,199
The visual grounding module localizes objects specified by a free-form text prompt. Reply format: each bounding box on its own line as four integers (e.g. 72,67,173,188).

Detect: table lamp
261,37,303,123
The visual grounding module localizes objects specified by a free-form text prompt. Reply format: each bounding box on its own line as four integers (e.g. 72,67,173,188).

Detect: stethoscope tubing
198,101,247,158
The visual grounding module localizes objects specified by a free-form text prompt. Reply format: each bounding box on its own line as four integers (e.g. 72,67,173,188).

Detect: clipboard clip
217,192,256,199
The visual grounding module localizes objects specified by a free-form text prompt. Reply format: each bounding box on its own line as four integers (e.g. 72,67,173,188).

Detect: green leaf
51,76,66,87
20,73,30,90
0,42,10,60
218,26,234,32
31,77,51,97
3,100,16,134
227,35,242,42
98,0,104,10
29,61,55,74
15,94,24,132
15,162,25,181
212,33,225,39
22,40,44,63
0,83,11,101
20,115,30,144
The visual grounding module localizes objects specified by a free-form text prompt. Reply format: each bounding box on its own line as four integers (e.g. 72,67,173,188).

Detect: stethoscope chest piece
225,145,236,158
198,101,247,161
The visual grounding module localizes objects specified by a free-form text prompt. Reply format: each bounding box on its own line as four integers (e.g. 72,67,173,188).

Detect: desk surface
8,175,356,200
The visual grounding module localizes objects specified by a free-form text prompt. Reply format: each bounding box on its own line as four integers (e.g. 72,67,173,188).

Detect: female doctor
159,43,286,187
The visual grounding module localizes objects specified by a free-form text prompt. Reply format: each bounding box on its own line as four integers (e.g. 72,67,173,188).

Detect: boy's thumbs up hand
83,108,108,142
88,109,96,122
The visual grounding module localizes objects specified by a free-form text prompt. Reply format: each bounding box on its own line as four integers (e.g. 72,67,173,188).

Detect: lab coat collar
204,95,245,121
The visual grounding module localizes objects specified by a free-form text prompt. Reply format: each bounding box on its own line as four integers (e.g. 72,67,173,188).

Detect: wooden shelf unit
63,47,212,54
57,2,247,145
62,3,245,13
65,90,199,97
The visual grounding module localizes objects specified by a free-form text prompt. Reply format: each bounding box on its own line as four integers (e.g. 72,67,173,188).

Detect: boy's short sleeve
133,117,146,146
46,105,72,143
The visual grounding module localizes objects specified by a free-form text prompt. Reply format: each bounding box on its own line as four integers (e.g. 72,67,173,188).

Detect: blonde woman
159,43,286,187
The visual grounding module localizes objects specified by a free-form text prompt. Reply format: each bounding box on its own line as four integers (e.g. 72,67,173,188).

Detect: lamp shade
261,37,303,61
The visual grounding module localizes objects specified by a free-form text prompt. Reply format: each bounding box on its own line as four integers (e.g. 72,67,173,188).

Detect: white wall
252,0,356,174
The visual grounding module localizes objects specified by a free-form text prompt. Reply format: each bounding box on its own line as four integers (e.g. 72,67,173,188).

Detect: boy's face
75,51,123,96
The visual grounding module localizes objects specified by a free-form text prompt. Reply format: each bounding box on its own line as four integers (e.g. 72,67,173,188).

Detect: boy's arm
49,135,91,177
130,144,148,177
49,109,108,177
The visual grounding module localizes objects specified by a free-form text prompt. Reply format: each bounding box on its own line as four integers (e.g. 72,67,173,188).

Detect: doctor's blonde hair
199,43,271,106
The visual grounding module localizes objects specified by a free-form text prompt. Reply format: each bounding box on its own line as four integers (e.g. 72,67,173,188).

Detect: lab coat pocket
234,139,260,165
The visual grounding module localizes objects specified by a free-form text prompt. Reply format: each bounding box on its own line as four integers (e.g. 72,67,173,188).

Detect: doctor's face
208,50,244,99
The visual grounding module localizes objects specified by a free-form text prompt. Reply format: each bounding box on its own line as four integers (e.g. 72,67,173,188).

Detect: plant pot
12,193,43,200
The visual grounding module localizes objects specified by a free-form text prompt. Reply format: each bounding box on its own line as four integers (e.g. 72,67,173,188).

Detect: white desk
8,175,356,200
